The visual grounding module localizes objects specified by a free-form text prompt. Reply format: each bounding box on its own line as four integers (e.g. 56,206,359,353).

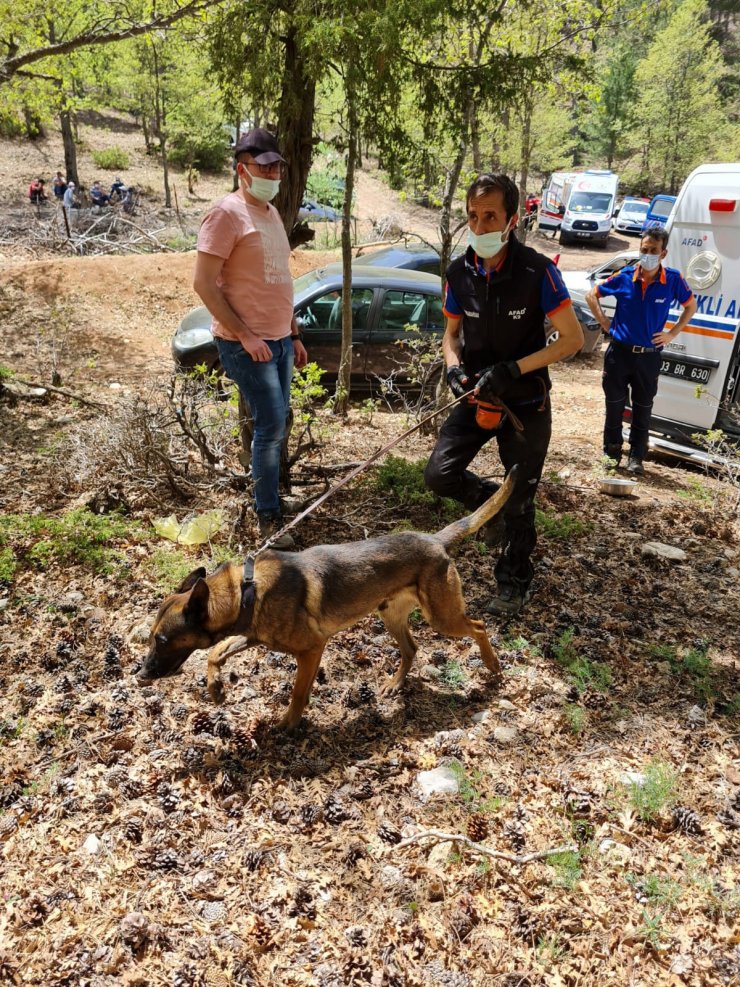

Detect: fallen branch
11,377,110,410
389,830,578,865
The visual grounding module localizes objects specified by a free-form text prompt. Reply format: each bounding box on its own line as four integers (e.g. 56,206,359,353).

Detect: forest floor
0,116,738,987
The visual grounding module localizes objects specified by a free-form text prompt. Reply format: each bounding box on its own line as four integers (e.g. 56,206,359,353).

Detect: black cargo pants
424,399,552,592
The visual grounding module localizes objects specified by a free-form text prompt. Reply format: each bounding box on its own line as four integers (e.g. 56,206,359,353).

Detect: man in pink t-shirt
194,129,308,549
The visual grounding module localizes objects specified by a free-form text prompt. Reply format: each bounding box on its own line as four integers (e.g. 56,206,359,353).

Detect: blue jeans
216,337,293,516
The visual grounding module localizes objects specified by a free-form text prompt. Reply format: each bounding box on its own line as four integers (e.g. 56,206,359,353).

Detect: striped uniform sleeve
443,281,463,318
595,271,628,298
541,263,572,317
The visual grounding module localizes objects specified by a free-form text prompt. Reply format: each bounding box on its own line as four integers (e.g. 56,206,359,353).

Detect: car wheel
558,231,569,246
545,326,578,362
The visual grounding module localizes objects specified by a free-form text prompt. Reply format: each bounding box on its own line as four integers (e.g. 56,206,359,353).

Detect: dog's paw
208,677,226,705
275,712,303,735
381,677,405,697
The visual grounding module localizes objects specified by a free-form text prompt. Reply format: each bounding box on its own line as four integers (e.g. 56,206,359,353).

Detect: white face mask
241,169,280,203
467,219,513,259
639,252,661,271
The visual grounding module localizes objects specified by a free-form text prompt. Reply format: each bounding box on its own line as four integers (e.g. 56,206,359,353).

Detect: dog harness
230,557,256,634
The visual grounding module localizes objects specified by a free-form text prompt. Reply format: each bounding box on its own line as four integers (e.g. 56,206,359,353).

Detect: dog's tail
435,467,518,550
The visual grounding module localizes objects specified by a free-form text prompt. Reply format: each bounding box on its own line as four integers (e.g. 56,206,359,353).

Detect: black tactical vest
445,234,554,400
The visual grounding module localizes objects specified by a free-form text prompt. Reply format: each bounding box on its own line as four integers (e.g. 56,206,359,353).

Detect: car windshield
651,201,673,219
293,270,324,302
624,201,648,215
569,192,613,213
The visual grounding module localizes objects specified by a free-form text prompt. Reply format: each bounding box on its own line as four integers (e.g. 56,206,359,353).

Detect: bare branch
1,0,225,83
389,829,579,865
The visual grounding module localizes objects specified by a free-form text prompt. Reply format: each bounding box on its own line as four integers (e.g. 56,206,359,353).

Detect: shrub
92,147,130,170
626,759,678,822
169,127,229,172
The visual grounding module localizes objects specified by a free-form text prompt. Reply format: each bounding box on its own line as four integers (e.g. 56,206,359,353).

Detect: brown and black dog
136,472,515,731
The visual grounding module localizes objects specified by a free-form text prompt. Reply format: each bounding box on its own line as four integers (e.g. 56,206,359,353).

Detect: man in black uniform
424,174,583,616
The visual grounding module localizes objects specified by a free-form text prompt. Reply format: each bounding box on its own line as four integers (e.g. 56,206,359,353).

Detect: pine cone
191,711,213,735
94,791,114,814
564,789,592,817
181,746,205,771
158,784,181,814
0,949,18,982
352,781,375,801
449,895,478,942
243,848,266,872
717,807,740,830
503,820,526,852
231,958,258,986
300,803,323,828
215,772,235,798
672,805,703,835
124,816,144,843
211,712,232,740
120,779,144,800
120,911,149,948
107,708,126,731
110,685,130,703
151,848,180,871
173,962,206,987
19,893,48,927
22,679,43,698
103,662,123,682
357,682,375,705
342,688,360,709
377,821,402,845
172,703,189,722
324,794,348,825
345,925,368,948
342,950,372,985
466,813,489,843
232,728,259,759
56,697,75,716
42,651,62,671
222,794,243,818
290,887,316,920
343,842,367,865
271,800,292,824
248,914,272,951
35,729,55,749
445,743,464,760
512,905,539,943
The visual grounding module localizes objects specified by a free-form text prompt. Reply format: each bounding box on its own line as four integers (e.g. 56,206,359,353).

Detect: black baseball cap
234,128,285,164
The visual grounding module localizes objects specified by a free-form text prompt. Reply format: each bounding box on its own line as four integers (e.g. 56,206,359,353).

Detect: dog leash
255,389,524,555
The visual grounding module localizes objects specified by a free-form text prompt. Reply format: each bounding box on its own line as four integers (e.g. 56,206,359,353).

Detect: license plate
659,358,711,385
576,231,591,238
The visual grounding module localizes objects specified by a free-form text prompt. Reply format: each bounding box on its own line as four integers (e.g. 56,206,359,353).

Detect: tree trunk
152,42,171,208
439,135,467,282
60,108,79,186
23,107,45,140
333,74,358,417
518,102,532,245
274,25,316,245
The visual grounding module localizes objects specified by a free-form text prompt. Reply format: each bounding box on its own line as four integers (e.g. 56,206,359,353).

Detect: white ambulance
558,170,619,247
644,162,740,461
538,171,578,232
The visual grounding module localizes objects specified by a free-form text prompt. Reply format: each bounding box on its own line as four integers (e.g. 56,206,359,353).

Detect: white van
538,171,578,232
644,163,740,461
558,170,619,247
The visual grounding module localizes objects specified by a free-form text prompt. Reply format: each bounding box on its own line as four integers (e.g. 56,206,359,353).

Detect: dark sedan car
355,242,462,277
173,264,445,390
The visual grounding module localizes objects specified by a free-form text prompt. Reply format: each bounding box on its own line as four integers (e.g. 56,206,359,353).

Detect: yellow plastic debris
152,510,223,545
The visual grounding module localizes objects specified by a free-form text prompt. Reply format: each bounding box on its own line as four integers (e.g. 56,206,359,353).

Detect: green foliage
535,509,591,540
552,628,612,694
536,934,565,963
0,509,138,575
625,760,679,822
676,476,712,505
627,872,683,910
306,146,346,209
0,548,17,583
0,365,14,380
0,110,24,138
91,147,130,170
146,545,238,592
448,760,503,815
291,363,328,423
547,849,582,890
368,456,457,515
649,640,714,700
168,124,229,172
439,659,466,690
563,703,586,734
636,911,669,949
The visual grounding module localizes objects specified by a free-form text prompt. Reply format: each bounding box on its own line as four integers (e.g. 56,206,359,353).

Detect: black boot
604,443,623,467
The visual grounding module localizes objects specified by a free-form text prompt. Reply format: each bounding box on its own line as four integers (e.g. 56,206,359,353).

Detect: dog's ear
184,577,209,623
176,567,207,594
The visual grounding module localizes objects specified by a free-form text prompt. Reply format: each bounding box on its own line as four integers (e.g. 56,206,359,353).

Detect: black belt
608,336,659,354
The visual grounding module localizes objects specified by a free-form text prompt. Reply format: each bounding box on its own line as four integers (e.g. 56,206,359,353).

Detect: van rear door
651,164,740,441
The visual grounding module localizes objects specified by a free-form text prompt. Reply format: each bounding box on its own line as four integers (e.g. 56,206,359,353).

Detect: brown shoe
257,514,296,550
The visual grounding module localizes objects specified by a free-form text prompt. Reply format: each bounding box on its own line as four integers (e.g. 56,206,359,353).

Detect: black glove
476,361,522,402
446,365,473,399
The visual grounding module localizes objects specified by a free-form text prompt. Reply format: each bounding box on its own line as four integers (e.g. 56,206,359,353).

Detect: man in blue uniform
424,174,583,616
586,224,696,474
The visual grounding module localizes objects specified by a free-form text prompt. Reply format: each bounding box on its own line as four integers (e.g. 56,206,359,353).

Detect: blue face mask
468,219,513,259
639,252,661,272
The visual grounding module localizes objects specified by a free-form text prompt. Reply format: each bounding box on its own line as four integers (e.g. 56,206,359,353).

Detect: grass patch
439,659,466,690
625,759,678,822
676,476,713,505
146,545,240,593
368,456,458,517
563,703,587,734
91,146,130,170
536,509,592,540
448,760,504,815
547,848,583,889
0,547,17,583
627,872,683,910
0,509,140,576
552,628,612,694
649,640,714,700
